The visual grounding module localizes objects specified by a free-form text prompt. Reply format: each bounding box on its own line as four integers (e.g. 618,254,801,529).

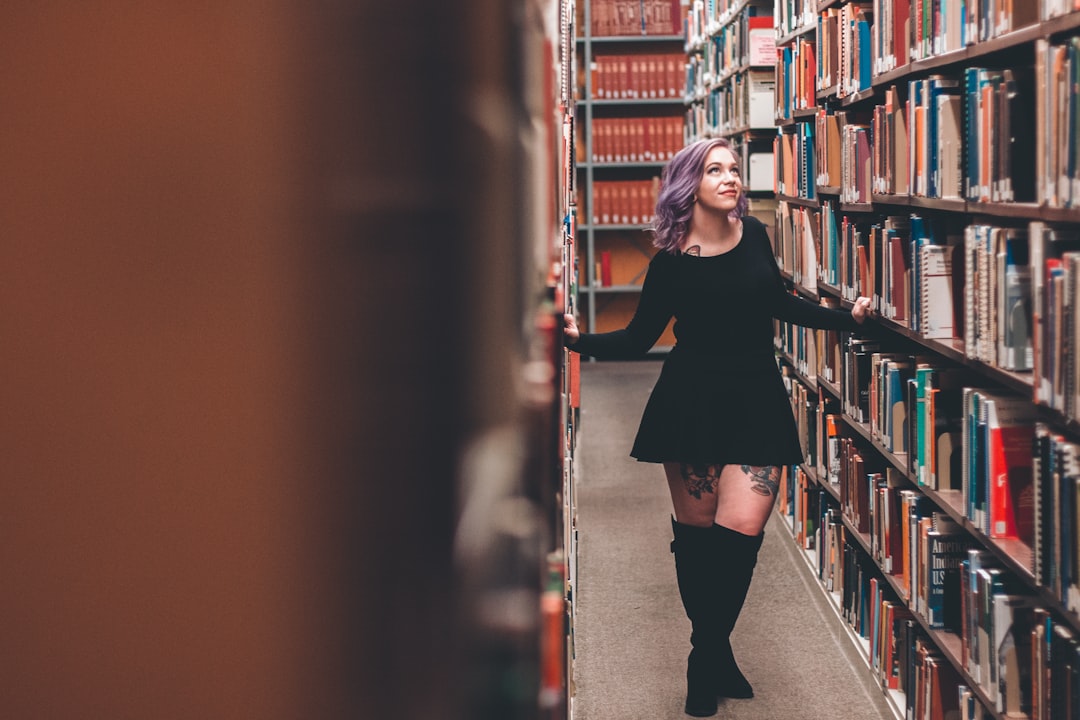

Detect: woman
564,138,871,717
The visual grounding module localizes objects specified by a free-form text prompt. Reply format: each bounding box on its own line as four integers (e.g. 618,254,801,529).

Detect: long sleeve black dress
572,215,860,467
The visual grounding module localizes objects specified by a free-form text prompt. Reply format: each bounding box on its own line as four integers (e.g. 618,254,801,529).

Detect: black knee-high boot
670,518,719,717
710,523,764,699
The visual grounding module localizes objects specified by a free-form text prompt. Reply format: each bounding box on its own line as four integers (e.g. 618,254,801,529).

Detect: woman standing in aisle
564,137,871,717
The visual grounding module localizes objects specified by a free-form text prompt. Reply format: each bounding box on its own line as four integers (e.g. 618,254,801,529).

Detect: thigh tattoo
741,464,780,497
680,463,721,500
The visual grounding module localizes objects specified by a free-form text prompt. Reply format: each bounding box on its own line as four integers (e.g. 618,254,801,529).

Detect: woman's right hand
563,313,580,345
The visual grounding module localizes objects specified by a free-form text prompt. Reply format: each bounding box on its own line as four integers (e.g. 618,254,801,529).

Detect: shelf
838,86,877,107
908,196,966,212
869,194,1078,220
775,193,819,208
582,34,684,44
582,98,686,106
581,223,653,231
871,315,1035,396
775,22,816,46
835,402,1080,635
703,61,775,92
587,161,668,169
817,281,841,298
836,511,1010,720
770,9,1080,720
704,0,752,37
872,15,1080,91
775,508,905,720
781,349,818,388
808,462,841,503
818,376,842,398
590,284,642,294
966,201,1045,219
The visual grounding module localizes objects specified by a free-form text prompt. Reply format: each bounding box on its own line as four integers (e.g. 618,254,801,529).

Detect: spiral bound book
920,244,957,339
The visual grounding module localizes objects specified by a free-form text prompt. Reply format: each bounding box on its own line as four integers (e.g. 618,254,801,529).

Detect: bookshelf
551,2,580,718
574,0,688,351
684,0,778,197
685,0,782,272
771,2,1080,719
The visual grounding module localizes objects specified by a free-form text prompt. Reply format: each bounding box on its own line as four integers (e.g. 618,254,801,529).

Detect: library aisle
571,361,897,720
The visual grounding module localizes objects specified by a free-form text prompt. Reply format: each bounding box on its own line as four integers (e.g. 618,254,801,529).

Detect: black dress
572,215,860,467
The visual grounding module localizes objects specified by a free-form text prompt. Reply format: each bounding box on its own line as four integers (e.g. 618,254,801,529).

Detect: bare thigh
713,463,781,536
664,462,782,534
663,462,721,527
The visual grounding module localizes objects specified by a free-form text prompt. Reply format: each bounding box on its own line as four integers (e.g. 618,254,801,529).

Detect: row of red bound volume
589,116,682,164
589,0,682,37
590,53,684,100
590,179,659,227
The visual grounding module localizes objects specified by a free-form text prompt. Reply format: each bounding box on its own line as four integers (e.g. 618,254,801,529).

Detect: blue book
825,203,839,285
926,527,971,631
909,214,928,331
928,76,962,198
963,67,981,200
857,16,872,91
803,122,816,200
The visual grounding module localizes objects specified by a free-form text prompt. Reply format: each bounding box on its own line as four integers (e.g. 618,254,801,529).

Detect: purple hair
651,137,749,254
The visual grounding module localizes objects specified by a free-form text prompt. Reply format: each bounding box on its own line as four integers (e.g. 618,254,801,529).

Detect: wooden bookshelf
685,0,778,277
575,0,686,351
772,3,1080,719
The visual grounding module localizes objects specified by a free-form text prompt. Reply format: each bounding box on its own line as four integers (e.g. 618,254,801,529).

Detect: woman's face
695,145,742,215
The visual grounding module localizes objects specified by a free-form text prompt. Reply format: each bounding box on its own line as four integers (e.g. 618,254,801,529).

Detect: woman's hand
563,313,580,345
851,296,872,324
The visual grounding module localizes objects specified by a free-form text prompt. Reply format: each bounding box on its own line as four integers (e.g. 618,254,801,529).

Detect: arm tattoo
680,463,720,500
741,464,780,497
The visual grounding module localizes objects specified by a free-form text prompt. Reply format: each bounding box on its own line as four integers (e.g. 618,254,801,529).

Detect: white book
921,245,957,339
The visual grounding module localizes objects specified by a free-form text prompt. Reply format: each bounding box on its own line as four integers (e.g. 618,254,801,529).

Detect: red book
889,234,908,323
747,16,775,66
894,0,910,66
667,0,681,35
600,250,613,286
986,394,1035,542
666,55,680,98
646,55,658,98
568,351,580,408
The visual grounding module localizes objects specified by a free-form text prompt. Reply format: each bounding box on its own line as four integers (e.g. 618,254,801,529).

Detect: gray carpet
571,360,899,720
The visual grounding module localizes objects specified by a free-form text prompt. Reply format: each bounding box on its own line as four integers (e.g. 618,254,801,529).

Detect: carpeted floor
570,360,899,720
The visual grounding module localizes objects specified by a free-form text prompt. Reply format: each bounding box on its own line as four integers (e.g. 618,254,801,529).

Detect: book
926,522,972,632
998,230,1033,371
920,243,958,339
991,593,1038,716
984,392,1036,542
747,16,774,66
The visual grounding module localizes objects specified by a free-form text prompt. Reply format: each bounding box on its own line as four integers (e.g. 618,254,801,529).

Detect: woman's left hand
851,296,871,324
